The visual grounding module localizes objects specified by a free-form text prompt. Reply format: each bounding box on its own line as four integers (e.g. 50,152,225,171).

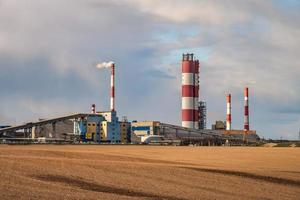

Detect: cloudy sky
0,0,299,139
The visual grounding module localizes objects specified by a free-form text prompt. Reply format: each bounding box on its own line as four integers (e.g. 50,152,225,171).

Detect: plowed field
0,145,299,200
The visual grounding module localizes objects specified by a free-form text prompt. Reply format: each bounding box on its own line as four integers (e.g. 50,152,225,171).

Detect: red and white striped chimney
226,94,231,130
91,104,96,114
194,60,200,129
182,54,199,129
244,87,249,131
110,63,115,111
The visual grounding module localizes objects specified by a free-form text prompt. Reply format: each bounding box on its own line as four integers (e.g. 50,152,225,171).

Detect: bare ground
0,145,299,200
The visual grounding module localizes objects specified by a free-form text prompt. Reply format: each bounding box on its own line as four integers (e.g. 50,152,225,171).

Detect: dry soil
0,145,299,200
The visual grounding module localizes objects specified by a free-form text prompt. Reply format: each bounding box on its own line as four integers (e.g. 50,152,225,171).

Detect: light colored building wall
131,121,160,137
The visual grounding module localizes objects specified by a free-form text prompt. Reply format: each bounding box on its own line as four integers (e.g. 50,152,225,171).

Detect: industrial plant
0,54,259,145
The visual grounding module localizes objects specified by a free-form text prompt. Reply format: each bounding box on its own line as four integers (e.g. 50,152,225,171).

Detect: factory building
35,120,74,138
74,111,121,143
100,118,120,143
129,120,259,145
131,121,160,136
130,121,160,144
212,121,226,130
119,119,131,143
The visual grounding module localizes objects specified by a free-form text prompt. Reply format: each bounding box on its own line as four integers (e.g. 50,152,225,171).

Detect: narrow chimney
226,94,231,130
91,104,96,114
110,63,115,111
182,53,196,129
244,87,249,131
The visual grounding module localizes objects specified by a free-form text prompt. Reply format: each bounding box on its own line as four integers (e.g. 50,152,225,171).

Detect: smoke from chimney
96,61,114,69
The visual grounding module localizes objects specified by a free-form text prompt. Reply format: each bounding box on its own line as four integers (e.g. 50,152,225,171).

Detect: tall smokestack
96,61,115,112
91,104,96,114
194,60,200,129
244,87,249,131
110,63,115,111
182,53,199,129
226,94,231,130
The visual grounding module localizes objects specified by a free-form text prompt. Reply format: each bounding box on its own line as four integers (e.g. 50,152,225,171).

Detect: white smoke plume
96,61,114,69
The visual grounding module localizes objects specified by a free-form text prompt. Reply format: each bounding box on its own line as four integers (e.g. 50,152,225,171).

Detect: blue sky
0,0,299,139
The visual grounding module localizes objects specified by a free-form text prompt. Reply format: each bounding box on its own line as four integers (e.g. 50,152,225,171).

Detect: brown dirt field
0,145,299,200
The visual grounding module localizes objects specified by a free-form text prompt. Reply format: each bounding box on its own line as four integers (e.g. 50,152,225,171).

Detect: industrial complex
0,54,259,145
